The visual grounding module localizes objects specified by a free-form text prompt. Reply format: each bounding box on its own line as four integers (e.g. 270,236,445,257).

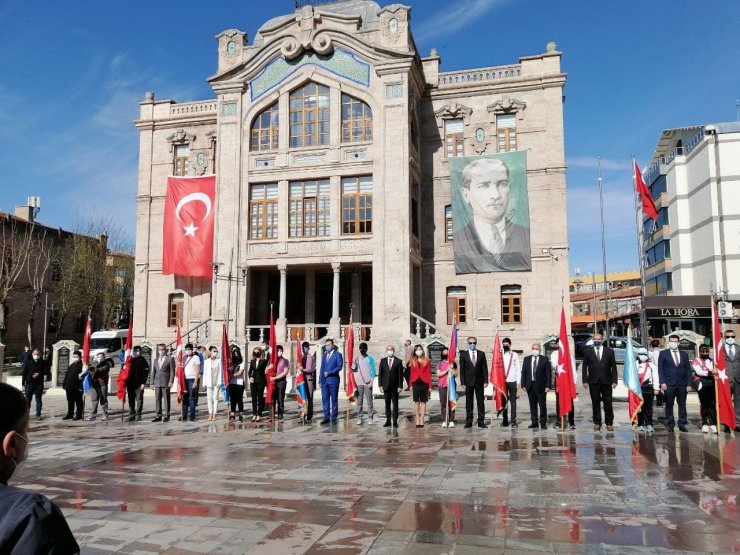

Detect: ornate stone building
133,0,570,352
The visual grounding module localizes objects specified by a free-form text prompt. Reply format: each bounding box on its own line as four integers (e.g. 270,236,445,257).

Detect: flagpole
631,156,649,346
269,301,275,426
711,292,722,437
597,156,610,338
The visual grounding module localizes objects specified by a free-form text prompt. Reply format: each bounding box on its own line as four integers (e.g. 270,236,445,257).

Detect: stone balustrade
170,100,218,116
439,65,522,87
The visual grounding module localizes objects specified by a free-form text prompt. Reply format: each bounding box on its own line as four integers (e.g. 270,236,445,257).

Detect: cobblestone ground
11,390,740,554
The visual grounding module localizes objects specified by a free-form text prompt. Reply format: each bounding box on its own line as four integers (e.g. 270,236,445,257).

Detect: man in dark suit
521,342,551,429
319,339,343,425
459,336,488,428
724,329,740,432
453,158,531,273
581,333,618,431
21,348,50,420
378,344,404,428
151,343,175,422
658,334,692,432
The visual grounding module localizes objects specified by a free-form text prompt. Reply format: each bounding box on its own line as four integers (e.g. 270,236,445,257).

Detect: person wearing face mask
21,348,50,421
724,330,740,433
351,342,376,425
297,342,316,422
691,345,717,434
180,343,202,422
657,334,692,433
521,343,551,430
500,338,521,428
0,383,80,553
550,338,577,430
227,346,246,422
88,353,111,421
248,347,267,422
126,346,150,422
581,333,618,432
409,345,432,428
202,347,223,421
62,350,84,421
319,339,343,425
269,345,289,423
649,339,665,407
378,344,404,427
150,343,175,422
460,337,489,429
437,350,457,428
635,348,660,433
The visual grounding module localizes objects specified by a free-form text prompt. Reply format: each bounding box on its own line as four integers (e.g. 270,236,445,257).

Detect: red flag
634,161,659,221
713,303,736,430
116,320,133,401
162,175,216,278
345,320,356,403
265,310,277,406
173,323,186,401
556,307,577,418
81,314,92,368
221,323,230,396
448,319,458,364
490,333,506,411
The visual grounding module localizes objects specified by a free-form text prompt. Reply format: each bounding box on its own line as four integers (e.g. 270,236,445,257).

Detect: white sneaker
646,425,655,433
449,422,456,428
441,422,448,428
356,418,363,425
636,426,645,433
710,425,718,434
702,425,710,433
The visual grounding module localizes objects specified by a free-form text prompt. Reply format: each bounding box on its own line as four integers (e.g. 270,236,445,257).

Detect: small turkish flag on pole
633,161,659,221
162,176,216,278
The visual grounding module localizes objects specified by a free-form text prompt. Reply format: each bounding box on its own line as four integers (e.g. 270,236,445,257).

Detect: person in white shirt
550,338,577,430
636,347,660,433
691,344,717,433
202,346,223,421
500,338,520,428
181,343,201,422
648,339,665,407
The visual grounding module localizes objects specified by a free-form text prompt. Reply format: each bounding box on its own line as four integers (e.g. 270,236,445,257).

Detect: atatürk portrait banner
450,152,531,274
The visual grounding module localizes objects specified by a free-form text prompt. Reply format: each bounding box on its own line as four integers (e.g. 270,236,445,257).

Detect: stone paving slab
9,391,740,554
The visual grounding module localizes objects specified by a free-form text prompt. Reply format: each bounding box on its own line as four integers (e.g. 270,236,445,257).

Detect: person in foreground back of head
0,383,80,554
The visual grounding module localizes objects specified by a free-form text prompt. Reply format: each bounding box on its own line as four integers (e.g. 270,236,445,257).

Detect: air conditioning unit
718,301,733,318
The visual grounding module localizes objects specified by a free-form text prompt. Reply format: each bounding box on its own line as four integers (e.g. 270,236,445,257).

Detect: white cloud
414,0,509,44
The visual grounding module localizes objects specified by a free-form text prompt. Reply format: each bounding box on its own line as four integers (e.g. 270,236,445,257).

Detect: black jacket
21,358,49,387
459,350,488,388
581,345,618,385
92,360,111,384
453,217,531,273
248,359,267,385
127,356,150,387
63,361,83,391
378,356,404,390
521,355,551,392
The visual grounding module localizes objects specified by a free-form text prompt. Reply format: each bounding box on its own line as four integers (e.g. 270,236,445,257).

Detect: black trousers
65,390,83,418
276,380,287,417
697,380,716,426
25,384,44,417
229,384,245,414
384,388,399,423
465,383,486,425
664,384,688,428
304,376,315,420
637,388,655,427
589,383,614,425
527,388,547,426
127,385,144,417
438,386,456,422
250,382,265,416
502,381,518,423
555,392,575,426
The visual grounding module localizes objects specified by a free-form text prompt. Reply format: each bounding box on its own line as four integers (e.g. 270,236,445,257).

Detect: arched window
289,82,330,148
251,102,279,151
341,94,372,142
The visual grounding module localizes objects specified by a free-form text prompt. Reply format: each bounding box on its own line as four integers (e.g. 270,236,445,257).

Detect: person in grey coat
151,343,176,422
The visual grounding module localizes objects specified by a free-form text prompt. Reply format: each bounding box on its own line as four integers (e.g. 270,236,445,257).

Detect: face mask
10,432,29,476
531,350,540,357
134,352,140,358
638,355,648,362
726,338,736,346
669,342,679,351
211,352,218,359
72,356,80,362
303,346,309,353
325,346,333,352
387,350,395,357
97,356,104,362
415,350,423,357
468,343,477,351
185,350,192,356
253,352,260,358
360,350,367,355
32,355,40,361
503,344,510,352
158,350,165,355
592,341,602,348
699,353,710,360
277,351,283,358
442,352,449,360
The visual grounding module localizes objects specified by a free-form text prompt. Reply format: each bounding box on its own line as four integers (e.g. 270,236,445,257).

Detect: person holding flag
126,346,150,422
298,341,316,422
622,327,644,430
61,351,84,421
437,347,457,428
691,344,717,434
270,345,289,423
500,338,521,428
248,347,267,422
490,334,508,427
117,321,134,415
635,348,659,433
351,342,376,425
87,353,111,421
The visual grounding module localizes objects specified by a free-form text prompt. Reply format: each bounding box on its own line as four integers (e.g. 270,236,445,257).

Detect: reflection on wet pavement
13,396,740,553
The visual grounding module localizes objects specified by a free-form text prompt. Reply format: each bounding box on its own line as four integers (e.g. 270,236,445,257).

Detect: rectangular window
444,205,453,242
289,179,330,237
446,287,467,325
501,284,522,324
341,176,372,235
168,293,184,328
411,182,420,240
650,175,666,199
174,144,189,176
445,119,464,157
643,207,669,236
249,183,278,239
496,113,517,152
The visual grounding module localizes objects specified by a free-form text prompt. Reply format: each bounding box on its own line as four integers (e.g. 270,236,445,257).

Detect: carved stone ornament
166,130,195,151
379,5,409,43
280,6,335,60
434,102,473,128
470,127,490,155
386,303,403,322
477,305,492,321
487,96,527,119
193,150,208,175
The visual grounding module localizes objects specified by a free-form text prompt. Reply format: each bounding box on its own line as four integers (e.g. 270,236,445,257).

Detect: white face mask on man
669,342,679,351
531,349,540,357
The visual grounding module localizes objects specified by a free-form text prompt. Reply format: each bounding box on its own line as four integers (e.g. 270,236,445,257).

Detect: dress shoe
734,426,740,433
135,415,142,421
383,421,391,427
320,419,330,425
392,421,398,427
723,425,732,433
331,420,338,425
478,422,488,429
511,422,518,428
126,416,136,422
62,415,72,420
527,424,539,429
73,416,82,421
163,416,170,422
152,417,162,422
464,423,473,429
606,425,614,432
667,426,675,432
569,424,576,430
501,420,510,427
679,425,688,432
593,424,601,431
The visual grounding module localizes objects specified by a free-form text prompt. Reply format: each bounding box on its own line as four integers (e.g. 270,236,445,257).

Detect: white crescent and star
175,192,212,237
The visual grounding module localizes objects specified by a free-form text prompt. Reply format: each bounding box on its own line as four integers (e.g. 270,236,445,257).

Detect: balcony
439,64,522,87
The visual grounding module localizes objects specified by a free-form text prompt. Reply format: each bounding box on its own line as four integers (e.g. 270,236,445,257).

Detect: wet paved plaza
13,392,740,554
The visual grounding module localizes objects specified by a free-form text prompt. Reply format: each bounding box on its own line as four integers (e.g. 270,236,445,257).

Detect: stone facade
133,1,570,351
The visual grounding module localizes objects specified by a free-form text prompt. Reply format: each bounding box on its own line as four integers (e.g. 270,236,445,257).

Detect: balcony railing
170,100,218,116
644,129,706,184
439,65,522,87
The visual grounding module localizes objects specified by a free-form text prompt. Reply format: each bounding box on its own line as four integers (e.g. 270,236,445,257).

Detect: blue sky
1,0,739,275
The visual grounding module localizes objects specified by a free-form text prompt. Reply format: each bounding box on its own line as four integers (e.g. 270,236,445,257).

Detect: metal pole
592,273,597,332
631,156,649,345
598,156,610,337
42,292,48,352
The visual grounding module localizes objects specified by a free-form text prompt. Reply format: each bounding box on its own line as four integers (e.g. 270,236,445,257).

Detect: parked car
572,333,592,359
88,329,127,367
607,336,642,364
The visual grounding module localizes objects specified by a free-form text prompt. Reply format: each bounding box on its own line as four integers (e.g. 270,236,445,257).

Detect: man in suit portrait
378,344,404,428
459,336,488,428
521,342,551,429
658,333,692,432
319,338,343,425
724,329,740,432
151,343,175,422
581,333,618,431
453,158,531,273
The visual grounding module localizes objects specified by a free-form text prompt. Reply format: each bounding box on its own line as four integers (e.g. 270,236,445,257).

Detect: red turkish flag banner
345,320,356,403
556,307,577,418
162,176,216,278
81,314,92,368
713,303,736,430
490,333,507,411
634,161,659,221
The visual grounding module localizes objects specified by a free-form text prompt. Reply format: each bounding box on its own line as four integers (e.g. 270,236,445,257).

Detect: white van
89,329,128,366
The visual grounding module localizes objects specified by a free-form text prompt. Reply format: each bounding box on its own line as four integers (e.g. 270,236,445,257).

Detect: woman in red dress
409,344,432,428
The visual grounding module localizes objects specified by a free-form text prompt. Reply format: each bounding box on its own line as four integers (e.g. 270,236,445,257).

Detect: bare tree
0,215,34,344
25,228,56,347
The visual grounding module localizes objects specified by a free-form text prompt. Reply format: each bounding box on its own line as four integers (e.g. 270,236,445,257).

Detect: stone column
330,262,341,338
277,264,288,342
351,269,362,323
